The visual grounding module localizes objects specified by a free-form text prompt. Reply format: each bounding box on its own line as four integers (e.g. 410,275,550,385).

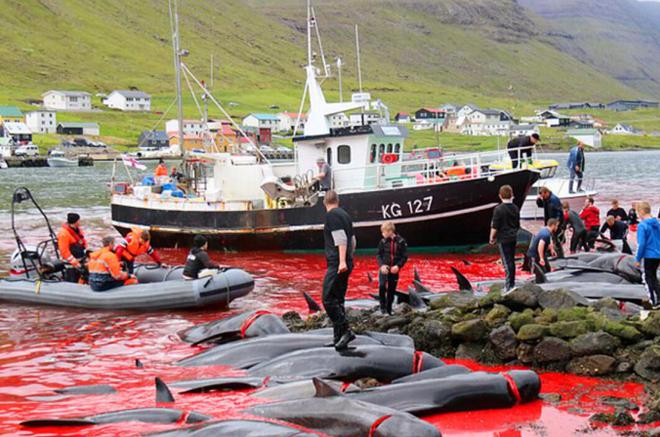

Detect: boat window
337,145,351,164
394,143,401,154
370,144,377,163
326,147,332,165
379,144,385,157
387,143,393,153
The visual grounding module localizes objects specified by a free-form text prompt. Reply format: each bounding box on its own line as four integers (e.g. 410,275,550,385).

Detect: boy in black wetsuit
376,221,408,315
182,235,219,279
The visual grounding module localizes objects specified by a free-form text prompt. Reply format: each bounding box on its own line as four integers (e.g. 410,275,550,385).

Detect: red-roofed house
394,112,411,123
277,111,307,133
415,108,446,122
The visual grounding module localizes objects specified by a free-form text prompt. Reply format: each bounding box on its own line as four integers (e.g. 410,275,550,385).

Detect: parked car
89,141,107,148
275,146,291,153
73,137,91,147
259,145,275,153
15,144,39,157
60,140,75,148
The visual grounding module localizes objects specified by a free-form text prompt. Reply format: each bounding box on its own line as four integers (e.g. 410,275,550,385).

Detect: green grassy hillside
0,0,657,151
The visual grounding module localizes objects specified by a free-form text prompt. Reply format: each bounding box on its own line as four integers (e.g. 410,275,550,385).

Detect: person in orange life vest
115,229,162,274
57,213,88,286
155,159,168,177
88,236,138,292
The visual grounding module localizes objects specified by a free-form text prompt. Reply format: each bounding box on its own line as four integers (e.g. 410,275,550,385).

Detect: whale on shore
178,310,289,345
147,419,322,436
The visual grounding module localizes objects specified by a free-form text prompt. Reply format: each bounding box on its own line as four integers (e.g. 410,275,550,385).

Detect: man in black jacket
182,235,220,279
322,190,357,350
490,185,520,291
377,221,408,315
507,133,540,169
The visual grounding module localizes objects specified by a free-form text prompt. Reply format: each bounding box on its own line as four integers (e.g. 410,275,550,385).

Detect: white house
462,109,513,136
349,111,381,127
242,113,280,130
103,90,151,112
609,123,642,136
166,119,206,137
566,128,602,148
457,104,480,118
394,112,411,123
508,124,540,138
25,110,57,134
3,122,33,144
330,113,350,129
277,112,306,133
439,103,459,114
42,90,92,111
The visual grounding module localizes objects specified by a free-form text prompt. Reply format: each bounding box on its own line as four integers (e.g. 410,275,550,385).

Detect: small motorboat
2,187,254,311
0,159,7,169
47,150,79,167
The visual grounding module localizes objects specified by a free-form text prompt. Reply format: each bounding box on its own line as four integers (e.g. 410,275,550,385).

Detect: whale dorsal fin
313,378,342,398
451,267,473,292
156,377,175,403
303,292,322,313
414,267,421,283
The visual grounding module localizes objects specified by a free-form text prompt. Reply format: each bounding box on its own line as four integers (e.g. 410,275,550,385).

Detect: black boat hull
111,170,538,250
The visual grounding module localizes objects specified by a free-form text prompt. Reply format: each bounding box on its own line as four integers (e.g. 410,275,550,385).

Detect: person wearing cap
313,157,332,191
507,133,540,169
57,213,88,283
182,235,220,280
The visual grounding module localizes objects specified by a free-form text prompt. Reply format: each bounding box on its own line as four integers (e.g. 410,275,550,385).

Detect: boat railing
332,146,537,192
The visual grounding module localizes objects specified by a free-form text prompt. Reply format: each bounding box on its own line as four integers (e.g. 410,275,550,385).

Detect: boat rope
239,311,271,339
176,410,191,425
502,373,522,405
339,382,352,393
368,415,393,437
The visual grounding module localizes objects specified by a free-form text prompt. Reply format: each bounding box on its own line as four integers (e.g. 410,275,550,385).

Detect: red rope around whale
239,311,271,339
502,373,522,405
368,414,393,437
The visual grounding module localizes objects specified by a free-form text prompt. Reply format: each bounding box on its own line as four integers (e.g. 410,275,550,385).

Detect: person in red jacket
115,228,162,274
579,197,600,249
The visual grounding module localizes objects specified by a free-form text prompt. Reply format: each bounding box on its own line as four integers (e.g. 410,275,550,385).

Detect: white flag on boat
121,154,146,170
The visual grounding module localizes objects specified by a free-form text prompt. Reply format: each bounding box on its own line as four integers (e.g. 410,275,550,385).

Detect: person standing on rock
635,201,660,308
322,190,357,350
527,218,559,274
490,185,520,292
377,221,408,315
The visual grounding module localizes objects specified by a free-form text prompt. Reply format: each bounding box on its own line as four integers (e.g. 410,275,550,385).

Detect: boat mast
337,57,343,102
170,0,185,161
355,25,363,93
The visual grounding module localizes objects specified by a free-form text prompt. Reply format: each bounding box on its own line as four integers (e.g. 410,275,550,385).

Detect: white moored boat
47,150,78,167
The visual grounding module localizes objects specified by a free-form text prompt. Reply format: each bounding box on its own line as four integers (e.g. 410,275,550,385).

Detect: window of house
337,145,351,164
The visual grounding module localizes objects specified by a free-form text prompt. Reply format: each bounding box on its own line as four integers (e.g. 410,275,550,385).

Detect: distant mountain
519,0,660,97
0,0,654,111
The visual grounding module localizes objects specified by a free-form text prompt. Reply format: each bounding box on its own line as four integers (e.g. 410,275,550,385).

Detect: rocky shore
283,284,660,429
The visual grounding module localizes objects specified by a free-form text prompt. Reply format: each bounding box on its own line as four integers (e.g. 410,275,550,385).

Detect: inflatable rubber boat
0,265,254,310
1,187,254,311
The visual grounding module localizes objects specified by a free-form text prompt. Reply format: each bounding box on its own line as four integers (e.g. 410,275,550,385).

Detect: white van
15,144,39,157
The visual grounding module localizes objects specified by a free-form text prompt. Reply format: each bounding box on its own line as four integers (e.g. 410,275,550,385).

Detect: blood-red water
0,250,655,436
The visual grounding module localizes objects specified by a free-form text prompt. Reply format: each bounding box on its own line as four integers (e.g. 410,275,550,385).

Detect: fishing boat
109,1,539,250
47,150,78,167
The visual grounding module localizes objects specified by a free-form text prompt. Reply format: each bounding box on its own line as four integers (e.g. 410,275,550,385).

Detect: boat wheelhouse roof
292,124,408,142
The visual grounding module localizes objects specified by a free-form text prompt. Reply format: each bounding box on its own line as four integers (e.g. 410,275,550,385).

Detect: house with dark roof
606,100,659,111
549,102,604,110
414,108,446,122
138,130,169,148
103,90,151,112
56,122,100,136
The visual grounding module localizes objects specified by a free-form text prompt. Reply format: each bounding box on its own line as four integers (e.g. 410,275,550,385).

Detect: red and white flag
121,154,146,170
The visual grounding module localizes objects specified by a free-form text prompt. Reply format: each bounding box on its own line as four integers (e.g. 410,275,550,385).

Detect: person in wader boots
376,221,408,315
57,212,88,283
322,190,356,350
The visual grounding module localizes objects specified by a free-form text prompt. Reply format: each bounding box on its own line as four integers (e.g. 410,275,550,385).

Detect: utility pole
337,57,343,102
210,54,214,89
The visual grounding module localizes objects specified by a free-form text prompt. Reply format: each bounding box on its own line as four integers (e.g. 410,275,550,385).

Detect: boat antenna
355,24,362,93
169,0,186,162
311,6,330,78
337,57,343,102
306,0,313,68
